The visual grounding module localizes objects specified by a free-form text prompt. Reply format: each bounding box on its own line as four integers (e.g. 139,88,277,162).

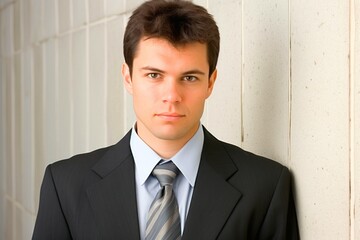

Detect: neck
139,138,188,159
150,141,184,159
135,123,199,159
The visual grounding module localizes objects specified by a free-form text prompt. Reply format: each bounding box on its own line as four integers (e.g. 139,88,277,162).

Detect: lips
155,112,185,120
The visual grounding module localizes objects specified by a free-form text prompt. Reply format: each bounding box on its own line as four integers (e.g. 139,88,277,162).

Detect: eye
183,76,197,82
147,73,160,79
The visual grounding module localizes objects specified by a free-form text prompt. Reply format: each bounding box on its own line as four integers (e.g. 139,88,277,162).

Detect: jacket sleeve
257,167,300,240
32,165,72,240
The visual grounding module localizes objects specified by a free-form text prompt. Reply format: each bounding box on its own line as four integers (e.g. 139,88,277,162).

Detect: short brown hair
123,0,220,76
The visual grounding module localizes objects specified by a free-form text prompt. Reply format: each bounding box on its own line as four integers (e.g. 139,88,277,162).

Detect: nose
162,79,182,103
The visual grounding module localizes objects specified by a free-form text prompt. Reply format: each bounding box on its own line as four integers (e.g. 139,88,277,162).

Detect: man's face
123,37,217,146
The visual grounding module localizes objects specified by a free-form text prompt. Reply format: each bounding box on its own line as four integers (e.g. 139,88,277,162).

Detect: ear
206,69,217,98
122,63,133,95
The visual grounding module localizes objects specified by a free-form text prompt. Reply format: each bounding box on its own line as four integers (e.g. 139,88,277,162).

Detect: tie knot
152,161,179,187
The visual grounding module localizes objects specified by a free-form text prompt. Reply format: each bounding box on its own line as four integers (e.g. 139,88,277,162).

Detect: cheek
191,89,210,102
187,93,207,110
132,87,157,108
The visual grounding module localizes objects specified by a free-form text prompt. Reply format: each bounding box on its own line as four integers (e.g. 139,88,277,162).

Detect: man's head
123,0,220,76
122,0,220,157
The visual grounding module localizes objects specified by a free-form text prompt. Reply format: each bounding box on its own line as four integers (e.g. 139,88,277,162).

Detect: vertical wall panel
242,0,290,165
89,23,107,150
0,12,13,237
33,44,44,209
18,209,35,240
354,0,360,238
72,0,87,28
14,53,22,204
43,40,58,165
21,0,31,47
1,4,13,56
89,0,105,23
5,199,14,240
206,0,242,146
13,0,21,51
106,0,125,16
0,9,2,56
4,57,14,199
58,0,71,34
106,17,125,143
57,35,72,160
0,51,5,240
291,1,350,239
125,0,145,11
14,205,22,240
0,195,3,240
31,0,43,43
0,12,15,236
0,0,13,7
15,205,36,240
72,30,89,154
20,49,35,212
42,0,57,40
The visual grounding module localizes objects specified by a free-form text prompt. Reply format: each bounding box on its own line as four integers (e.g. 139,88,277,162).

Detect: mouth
155,112,185,121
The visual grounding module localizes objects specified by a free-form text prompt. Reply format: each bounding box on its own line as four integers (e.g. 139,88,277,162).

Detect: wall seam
54,0,60,161
240,0,245,146
288,0,293,169
9,45,16,240
104,0,108,145
85,0,90,151
0,55,6,240
30,42,36,215
349,0,356,239
68,0,74,156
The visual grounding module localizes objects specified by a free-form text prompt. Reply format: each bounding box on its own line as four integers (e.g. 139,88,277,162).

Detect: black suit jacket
32,127,299,239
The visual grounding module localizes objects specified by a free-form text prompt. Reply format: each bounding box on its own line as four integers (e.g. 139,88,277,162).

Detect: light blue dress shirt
130,124,204,239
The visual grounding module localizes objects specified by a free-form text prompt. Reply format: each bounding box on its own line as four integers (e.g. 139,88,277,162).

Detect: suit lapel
84,128,241,239
86,131,141,240
182,128,242,240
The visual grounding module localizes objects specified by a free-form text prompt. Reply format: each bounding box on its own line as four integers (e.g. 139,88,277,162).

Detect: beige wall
0,0,359,239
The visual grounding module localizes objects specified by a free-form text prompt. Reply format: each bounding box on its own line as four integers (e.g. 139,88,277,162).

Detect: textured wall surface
0,0,359,239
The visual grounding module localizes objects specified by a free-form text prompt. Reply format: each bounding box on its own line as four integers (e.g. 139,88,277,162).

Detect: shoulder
205,131,293,204
40,132,132,205
51,144,113,169
48,130,132,178
222,141,286,173
45,131,133,191
203,127,289,185
44,145,114,195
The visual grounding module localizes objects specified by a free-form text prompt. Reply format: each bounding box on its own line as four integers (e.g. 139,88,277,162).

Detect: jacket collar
182,128,242,239
87,130,141,239
86,127,242,239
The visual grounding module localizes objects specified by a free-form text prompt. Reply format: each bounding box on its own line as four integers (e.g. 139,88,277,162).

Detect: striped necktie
145,161,181,240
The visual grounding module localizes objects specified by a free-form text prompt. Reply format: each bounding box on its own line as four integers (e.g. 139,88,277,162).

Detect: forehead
133,37,209,69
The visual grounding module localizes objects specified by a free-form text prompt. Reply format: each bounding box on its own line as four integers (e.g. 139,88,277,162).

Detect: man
32,0,299,239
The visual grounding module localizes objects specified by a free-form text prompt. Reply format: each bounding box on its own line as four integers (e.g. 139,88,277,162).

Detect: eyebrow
140,66,206,76
140,66,165,73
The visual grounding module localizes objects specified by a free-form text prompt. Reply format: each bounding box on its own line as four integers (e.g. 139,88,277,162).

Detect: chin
153,126,195,142
154,132,184,141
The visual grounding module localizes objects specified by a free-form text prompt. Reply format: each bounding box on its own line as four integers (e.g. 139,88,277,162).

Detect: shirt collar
130,123,204,187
